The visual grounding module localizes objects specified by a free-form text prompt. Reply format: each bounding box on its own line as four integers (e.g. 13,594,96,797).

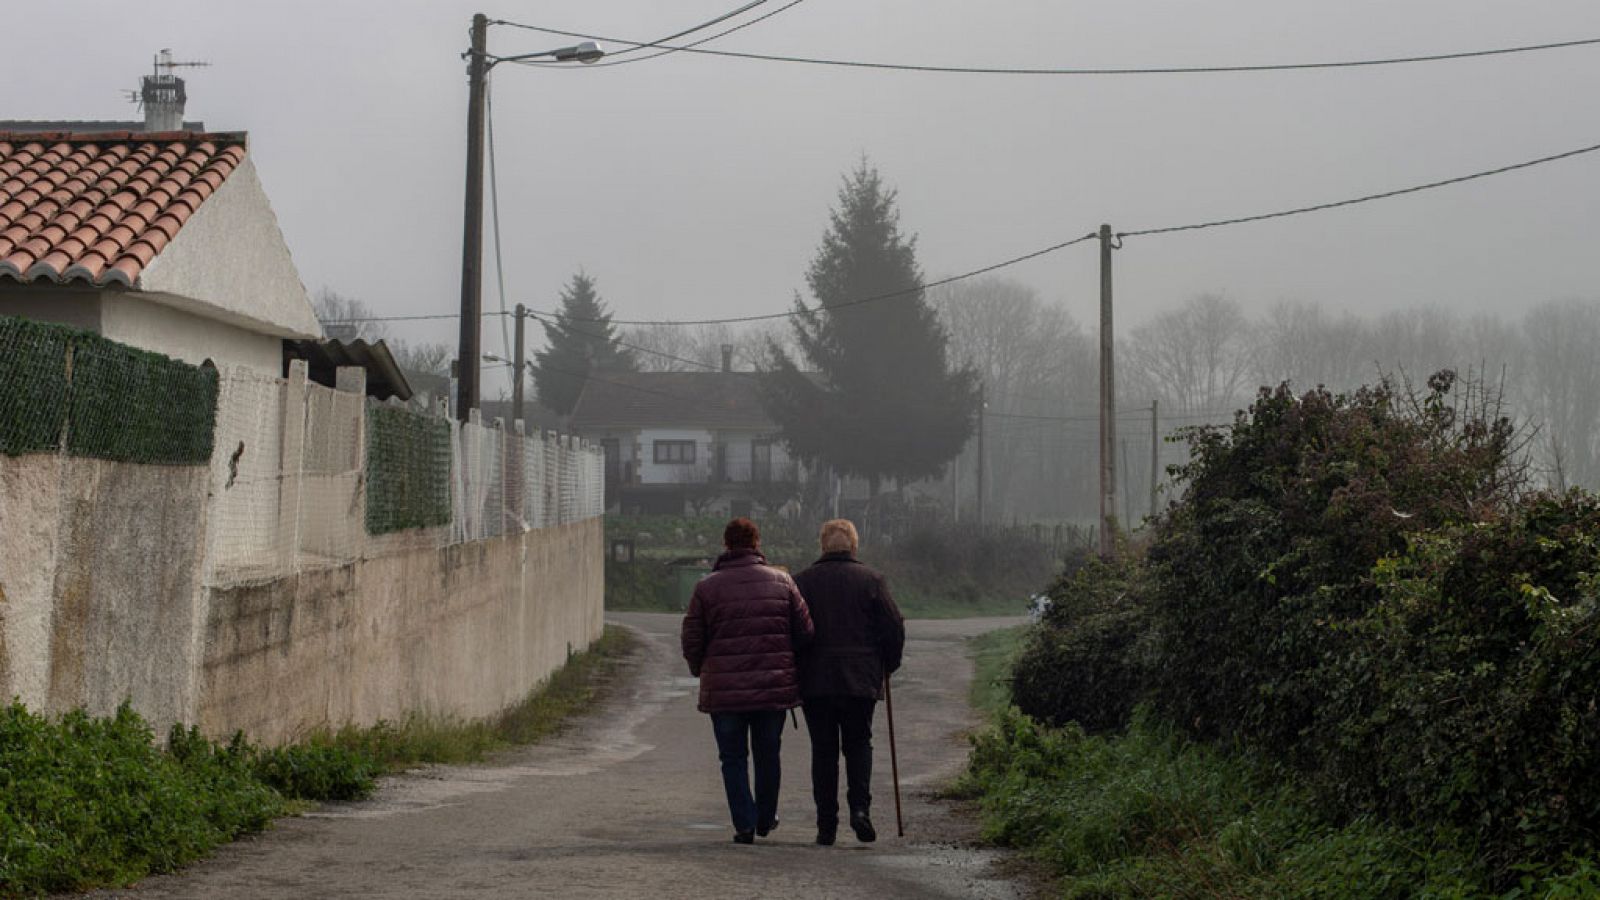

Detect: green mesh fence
365,403,452,534
0,315,218,464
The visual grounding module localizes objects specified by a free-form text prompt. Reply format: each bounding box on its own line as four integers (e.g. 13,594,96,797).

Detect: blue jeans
710,709,787,834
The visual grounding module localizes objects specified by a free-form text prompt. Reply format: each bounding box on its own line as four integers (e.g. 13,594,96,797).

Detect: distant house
0,129,321,373
567,369,804,516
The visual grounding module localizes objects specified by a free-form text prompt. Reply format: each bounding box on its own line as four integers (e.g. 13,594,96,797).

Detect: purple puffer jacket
681,549,814,713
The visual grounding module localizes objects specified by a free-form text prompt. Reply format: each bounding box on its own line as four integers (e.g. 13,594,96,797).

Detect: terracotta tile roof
0,131,247,288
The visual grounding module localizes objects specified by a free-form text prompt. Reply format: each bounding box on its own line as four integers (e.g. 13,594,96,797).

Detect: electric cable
506,0,808,70
490,20,1600,76
1119,140,1600,238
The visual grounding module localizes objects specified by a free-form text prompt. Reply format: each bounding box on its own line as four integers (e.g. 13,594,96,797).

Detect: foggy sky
6,1,1599,397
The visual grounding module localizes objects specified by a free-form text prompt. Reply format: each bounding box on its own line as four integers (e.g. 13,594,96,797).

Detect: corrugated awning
283,337,414,402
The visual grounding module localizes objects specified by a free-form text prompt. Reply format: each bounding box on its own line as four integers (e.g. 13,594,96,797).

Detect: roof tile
0,131,246,288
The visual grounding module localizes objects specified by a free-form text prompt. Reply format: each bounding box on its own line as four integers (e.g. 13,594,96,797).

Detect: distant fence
203,360,604,586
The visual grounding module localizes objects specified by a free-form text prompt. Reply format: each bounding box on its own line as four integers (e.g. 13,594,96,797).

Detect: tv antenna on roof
127,48,210,114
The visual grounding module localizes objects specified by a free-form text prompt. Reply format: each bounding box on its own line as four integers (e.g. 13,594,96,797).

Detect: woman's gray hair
819,518,859,554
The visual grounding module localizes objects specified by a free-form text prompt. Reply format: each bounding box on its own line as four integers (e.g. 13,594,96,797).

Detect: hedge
0,315,217,464
365,403,452,534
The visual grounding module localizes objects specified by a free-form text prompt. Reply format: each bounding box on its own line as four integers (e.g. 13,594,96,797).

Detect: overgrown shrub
1011,555,1154,732
1147,374,1519,751
1312,491,1600,872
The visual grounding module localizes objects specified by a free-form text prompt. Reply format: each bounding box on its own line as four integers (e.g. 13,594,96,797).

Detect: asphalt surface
102,612,1029,899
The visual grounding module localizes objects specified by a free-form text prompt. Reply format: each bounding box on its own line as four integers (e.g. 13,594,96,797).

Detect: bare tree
313,288,386,343
931,276,1096,521
1520,299,1600,489
1124,293,1252,416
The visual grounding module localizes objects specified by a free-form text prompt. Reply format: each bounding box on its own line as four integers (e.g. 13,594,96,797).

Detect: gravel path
101,612,1029,899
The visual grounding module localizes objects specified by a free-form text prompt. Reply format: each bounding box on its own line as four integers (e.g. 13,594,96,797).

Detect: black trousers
801,696,876,825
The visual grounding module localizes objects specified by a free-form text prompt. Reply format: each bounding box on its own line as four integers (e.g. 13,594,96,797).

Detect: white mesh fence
203,364,603,588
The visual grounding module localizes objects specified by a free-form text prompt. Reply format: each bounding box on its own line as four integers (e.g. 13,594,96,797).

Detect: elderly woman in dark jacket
793,518,905,846
681,517,814,844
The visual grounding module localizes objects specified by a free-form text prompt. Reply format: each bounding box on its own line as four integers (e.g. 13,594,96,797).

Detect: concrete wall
198,518,603,744
0,284,102,332
0,454,211,730
0,448,604,742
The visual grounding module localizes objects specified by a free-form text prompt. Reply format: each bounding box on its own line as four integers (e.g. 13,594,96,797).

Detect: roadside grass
966,624,1029,715
0,626,635,898
957,709,1491,899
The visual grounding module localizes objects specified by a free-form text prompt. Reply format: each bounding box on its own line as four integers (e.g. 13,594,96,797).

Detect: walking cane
884,673,905,838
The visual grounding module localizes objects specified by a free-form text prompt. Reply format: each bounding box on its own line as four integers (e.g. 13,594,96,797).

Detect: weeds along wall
0,315,605,743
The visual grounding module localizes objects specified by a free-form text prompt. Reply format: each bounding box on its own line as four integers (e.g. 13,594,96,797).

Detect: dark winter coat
680,549,815,714
793,552,905,701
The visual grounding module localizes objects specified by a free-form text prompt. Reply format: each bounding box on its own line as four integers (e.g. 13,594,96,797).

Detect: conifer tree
534,272,634,415
762,161,978,493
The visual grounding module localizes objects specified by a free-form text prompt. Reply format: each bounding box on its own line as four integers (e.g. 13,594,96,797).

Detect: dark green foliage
0,315,218,464
0,316,70,455
959,708,1487,899
1315,492,1600,873
762,161,978,488
0,704,281,897
1146,374,1515,750
365,403,452,534
1011,557,1154,733
248,742,380,802
533,272,634,416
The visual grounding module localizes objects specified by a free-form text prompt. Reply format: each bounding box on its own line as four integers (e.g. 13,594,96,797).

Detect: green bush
248,742,380,802
0,704,281,896
1011,555,1154,732
1312,492,1600,872
1147,374,1516,751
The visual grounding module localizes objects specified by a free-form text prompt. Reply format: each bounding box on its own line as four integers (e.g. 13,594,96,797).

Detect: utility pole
1149,400,1159,521
1121,438,1132,526
512,303,527,425
1097,223,1116,557
456,12,489,422
976,380,986,529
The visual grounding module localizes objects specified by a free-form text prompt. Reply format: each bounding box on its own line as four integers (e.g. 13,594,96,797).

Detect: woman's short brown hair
819,518,859,554
723,516,761,550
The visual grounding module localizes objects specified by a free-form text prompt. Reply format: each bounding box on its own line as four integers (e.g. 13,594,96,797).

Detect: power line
490,21,1600,76
596,232,1100,326
506,0,809,70
323,139,1600,329
1119,139,1600,238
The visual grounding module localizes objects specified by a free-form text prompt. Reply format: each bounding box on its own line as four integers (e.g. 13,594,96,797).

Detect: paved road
105,613,1027,899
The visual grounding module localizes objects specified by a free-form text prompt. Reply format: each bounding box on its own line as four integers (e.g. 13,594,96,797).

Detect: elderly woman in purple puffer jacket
681,517,814,844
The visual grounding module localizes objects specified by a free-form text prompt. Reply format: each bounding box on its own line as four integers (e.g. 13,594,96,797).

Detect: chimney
721,344,734,372
142,49,190,132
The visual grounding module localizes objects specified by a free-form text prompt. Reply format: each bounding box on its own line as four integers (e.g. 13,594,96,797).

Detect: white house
0,129,321,373
567,369,803,516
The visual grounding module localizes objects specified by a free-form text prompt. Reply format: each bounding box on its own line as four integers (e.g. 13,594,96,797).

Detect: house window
653,440,696,464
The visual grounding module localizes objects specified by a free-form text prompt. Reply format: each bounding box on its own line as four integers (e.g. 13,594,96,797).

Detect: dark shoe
850,809,877,843
733,830,755,845
756,817,778,837
816,823,837,846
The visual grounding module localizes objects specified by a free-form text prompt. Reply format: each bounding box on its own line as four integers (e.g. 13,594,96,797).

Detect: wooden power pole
456,12,489,421
976,380,987,528
1098,224,1116,557
512,303,527,425
1149,399,1159,521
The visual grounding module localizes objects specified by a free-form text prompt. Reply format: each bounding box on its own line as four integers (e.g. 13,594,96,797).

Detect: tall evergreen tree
762,161,978,492
534,272,634,415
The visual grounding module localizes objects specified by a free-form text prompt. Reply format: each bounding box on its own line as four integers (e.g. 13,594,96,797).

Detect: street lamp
457,14,605,422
